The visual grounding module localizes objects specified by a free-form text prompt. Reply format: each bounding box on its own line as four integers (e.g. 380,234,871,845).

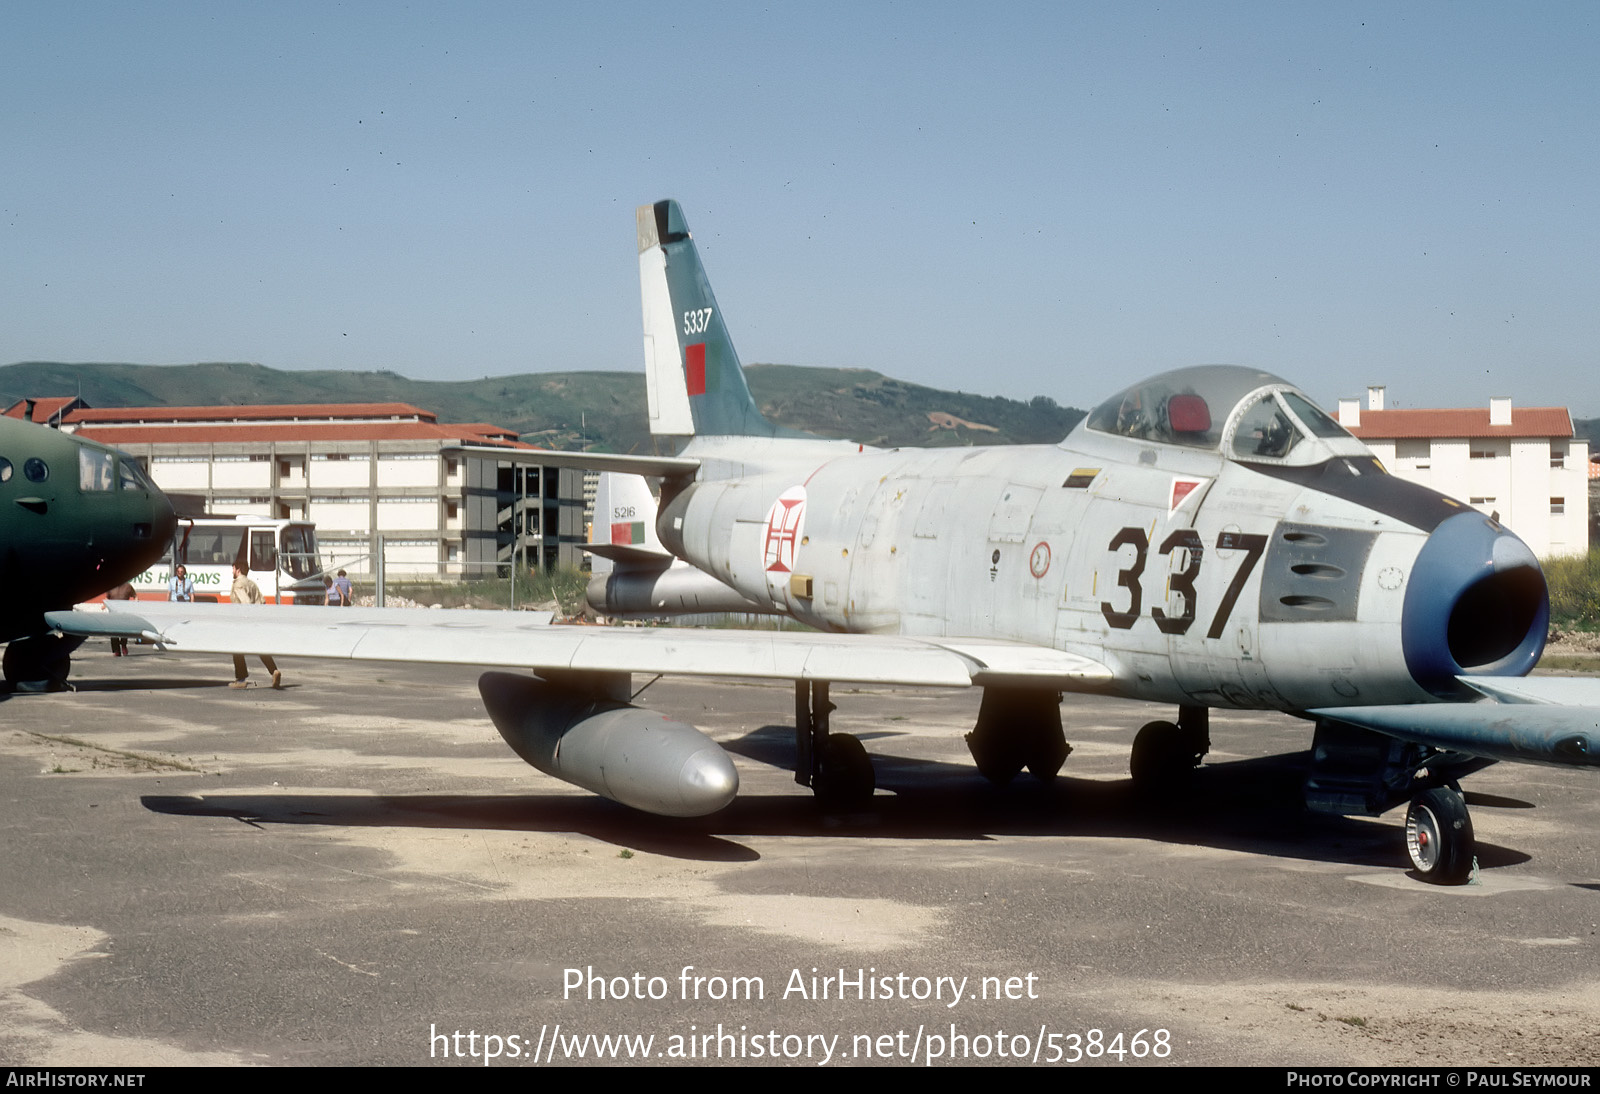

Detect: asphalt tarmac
2,644,1597,1067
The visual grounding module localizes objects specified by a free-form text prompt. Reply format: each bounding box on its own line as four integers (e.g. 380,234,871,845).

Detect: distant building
7,399,588,577
1338,386,1589,558
3,395,88,428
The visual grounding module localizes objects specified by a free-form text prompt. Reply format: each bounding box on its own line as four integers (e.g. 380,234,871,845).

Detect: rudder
637,200,781,438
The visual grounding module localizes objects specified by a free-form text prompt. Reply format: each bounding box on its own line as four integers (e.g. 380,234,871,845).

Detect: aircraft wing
1310,679,1600,768
48,602,1114,690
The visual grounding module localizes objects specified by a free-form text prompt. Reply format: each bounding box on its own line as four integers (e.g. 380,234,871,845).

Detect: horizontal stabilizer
443,445,700,480
582,543,674,567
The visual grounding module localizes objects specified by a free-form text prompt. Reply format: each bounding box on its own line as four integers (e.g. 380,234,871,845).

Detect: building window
1551,448,1566,469
1470,497,1496,506
1552,497,1565,514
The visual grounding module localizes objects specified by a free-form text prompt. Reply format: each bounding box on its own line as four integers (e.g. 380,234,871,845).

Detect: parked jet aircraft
0,413,176,689
584,470,771,617
54,201,1597,884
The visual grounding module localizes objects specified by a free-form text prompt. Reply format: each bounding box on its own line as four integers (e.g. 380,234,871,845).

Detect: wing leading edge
48,602,1114,691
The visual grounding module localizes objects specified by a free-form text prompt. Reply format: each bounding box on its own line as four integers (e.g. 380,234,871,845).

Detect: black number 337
1100,528,1266,638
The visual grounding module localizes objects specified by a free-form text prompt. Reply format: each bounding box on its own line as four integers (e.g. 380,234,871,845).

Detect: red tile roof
1345,407,1572,440
73,422,532,448
64,402,437,425
3,396,80,422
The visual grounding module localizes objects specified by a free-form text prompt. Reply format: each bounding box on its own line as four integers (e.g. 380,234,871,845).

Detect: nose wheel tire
1405,787,1474,885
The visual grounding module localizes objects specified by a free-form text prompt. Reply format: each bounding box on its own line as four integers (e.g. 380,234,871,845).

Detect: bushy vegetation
356,566,591,615
1545,548,1600,630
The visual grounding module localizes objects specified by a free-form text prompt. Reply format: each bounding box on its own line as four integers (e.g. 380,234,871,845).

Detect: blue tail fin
637,200,784,438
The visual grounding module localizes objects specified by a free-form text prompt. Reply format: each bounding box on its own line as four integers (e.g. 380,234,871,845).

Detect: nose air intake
1402,512,1548,695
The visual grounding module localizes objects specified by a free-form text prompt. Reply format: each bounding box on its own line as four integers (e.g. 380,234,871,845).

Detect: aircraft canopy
1082,364,1360,465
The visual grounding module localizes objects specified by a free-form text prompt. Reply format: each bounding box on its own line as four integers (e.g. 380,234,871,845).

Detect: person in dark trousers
228,563,282,689
105,581,137,656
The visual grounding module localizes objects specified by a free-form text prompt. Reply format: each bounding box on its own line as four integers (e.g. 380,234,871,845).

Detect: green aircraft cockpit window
79,447,115,492
117,457,157,492
23,457,48,483
0,458,11,483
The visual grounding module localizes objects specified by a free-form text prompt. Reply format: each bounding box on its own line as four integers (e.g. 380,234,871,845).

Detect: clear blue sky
5,2,1597,415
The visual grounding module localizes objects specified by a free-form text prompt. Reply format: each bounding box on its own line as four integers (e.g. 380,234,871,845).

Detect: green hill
0,360,1086,453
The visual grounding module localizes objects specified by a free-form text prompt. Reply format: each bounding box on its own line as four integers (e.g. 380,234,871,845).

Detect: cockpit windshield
1084,365,1359,464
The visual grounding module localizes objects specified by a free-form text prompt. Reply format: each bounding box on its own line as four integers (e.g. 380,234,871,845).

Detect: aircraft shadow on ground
69,677,236,693
139,721,1535,874
722,723,1535,874
0,679,221,702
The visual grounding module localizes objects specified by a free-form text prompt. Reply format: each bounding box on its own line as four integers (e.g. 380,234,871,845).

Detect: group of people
163,565,353,607
128,563,360,689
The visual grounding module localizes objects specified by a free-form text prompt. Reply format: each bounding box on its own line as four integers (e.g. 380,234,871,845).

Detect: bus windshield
280,524,321,580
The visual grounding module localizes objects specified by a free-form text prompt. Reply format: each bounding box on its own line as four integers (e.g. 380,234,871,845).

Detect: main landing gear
2,632,86,693
964,687,1071,785
1129,706,1210,791
797,683,1073,806
795,680,875,805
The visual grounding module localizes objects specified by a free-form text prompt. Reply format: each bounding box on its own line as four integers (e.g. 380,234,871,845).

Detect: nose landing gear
1404,786,1475,885
1306,719,1487,885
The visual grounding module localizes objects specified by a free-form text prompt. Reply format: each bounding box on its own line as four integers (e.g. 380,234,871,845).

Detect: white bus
129,516,327,604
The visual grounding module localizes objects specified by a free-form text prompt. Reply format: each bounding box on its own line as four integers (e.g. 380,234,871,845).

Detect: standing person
228,563,283,689
321,575,334,606
105,581,137,656
168,564,194,602
331,569,353,607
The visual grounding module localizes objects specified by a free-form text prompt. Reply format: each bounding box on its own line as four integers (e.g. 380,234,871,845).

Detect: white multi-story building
6,400,588,577
1337,386,1589,559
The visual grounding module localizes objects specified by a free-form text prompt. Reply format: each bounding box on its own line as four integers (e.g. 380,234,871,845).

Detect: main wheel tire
1129,720,1201,791
819,733,875,806
1405,787,1474,884
2,633,76,692
964,727,1024,786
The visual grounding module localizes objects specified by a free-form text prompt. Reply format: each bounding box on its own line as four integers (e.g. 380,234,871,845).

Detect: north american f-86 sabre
59,200,1597,884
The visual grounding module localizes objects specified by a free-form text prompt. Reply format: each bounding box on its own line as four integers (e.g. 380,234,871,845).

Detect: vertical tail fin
637,200,781,438
588,472,671,562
